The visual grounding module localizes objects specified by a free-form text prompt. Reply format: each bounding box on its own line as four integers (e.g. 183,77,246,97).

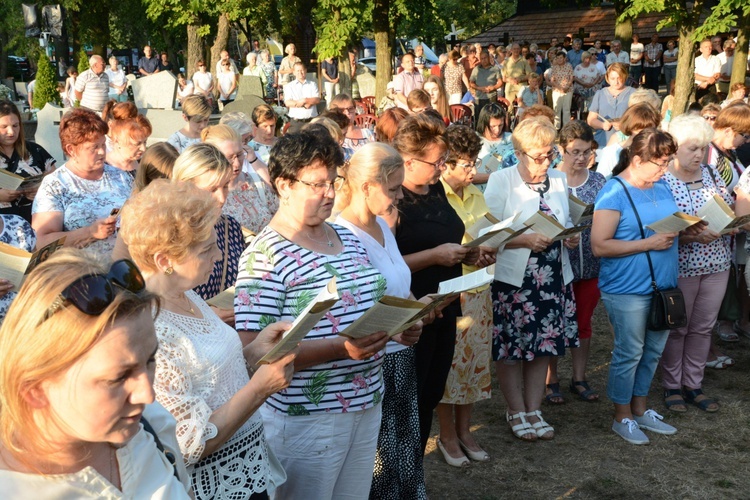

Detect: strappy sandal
506,411,537,441
570,379,599,402
663,388,687,413
684,388,719,413
545,382,565,404
526,410,555,440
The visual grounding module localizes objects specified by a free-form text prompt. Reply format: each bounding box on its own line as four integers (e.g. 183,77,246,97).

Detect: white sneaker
634,409,677,435
612,418,649,445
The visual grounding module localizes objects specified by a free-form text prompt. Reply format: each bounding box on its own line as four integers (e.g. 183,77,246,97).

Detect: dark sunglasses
43,259,146,320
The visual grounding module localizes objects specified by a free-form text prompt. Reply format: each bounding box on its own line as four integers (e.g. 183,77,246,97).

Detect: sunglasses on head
42,259,146,321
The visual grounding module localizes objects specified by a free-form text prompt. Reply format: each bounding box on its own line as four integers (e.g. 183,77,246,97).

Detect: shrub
33,55,61,109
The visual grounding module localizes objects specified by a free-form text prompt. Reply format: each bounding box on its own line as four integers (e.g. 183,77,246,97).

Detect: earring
164,267,173,275
282,196,289,205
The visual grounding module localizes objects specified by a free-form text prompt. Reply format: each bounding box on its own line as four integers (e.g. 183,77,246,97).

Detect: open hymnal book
645,212,703,234
0,169,45,191
696,194,750,235
465,212,501,239
466,218,531,249
568,194,594,225
257,277,339,365
524,211,589,242
206,286,236,310
0,237,65,291
241,227,255,244
339,296,427,339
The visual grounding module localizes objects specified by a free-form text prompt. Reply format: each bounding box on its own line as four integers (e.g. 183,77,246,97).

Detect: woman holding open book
0,214,35,322
0,101,56,223
234,129,389,499
658,114,730,414
484,117,578,442
591,128,681,445
119,180,295,499
335,142,428,499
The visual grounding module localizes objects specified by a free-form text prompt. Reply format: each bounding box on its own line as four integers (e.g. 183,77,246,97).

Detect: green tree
33,55,62,109
77,48,90,74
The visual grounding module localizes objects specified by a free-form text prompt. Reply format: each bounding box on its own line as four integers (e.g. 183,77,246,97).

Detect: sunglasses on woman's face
42,260,146,321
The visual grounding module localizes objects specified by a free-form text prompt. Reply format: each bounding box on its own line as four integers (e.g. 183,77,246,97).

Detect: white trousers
324,81,341,109
552,89,573,129
263,404,382,500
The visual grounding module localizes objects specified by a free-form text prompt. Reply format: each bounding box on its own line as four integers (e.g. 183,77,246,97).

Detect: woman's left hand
692,226,722,244
393,321,423,347
563,234,580,249
476,246,497,268
343,331,388,360
462,246,481,265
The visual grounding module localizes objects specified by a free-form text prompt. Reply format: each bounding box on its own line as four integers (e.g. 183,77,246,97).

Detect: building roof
464,7,710,46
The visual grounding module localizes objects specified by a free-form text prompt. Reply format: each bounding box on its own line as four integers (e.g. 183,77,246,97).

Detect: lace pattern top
153,291,282,498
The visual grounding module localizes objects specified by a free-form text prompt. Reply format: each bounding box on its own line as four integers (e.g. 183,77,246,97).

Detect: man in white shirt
606,40,630,68
717,39,735,95
215,50,239,79
285,62,320,125
695,39,721,100
74,55,109,112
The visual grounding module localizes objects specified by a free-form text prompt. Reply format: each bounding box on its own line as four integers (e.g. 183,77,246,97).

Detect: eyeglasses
454,158,481,171
413,155,449,170
295,175,346,194
703,115,717,122
522,150,556,165
741,133,750,143
649,157,673,169
227,150,246,163
42,260,146,321
563,148,593,158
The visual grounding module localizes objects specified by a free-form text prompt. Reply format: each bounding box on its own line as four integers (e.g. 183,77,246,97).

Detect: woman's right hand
253,349,297,398
647,231,678,251
526,233,554,253
90,216,119,240
0,188,23,203
0,279,13,299
343,331,388,360
434,243,471,267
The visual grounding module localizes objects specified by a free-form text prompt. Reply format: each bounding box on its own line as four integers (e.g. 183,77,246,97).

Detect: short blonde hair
0,249,158,461
307,117,344,143
172,142,232,188
337,142,404,210
200,123,242,146
667,113,714,148
180,95,212,120
120,179,221,272
628,88,662,110
511,116,557,152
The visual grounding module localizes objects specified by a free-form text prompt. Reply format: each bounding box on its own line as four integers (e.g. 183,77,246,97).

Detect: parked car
7,56,32,81
359,57,377,74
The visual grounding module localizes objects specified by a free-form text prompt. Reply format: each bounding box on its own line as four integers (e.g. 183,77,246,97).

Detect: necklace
108,445,118,486
169,293,195,315
306,224,333,247
637,184,658,207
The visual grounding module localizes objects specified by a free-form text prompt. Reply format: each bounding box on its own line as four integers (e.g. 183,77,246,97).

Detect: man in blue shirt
567,38,584,68
138,45,160,76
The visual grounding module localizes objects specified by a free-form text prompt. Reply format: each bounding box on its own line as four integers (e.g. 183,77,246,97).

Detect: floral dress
247,140,274,165
491,185,579,361
261,61,277,99
444,63,465,97
569,170,607,281
222,172,278,235
0,214,35,323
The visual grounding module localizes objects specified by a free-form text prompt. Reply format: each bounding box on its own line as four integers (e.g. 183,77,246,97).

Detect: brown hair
714,102,750,135
109,115,153,144
612,128,677,176
59,108,108,153
424,76,451,121
618,102,661,137
606,63,629,84
376,108,409,144
392,112,447,158
251,104,277,127
0,100,27,160
407,89,431,112
101,100,137,123
134,142,178,193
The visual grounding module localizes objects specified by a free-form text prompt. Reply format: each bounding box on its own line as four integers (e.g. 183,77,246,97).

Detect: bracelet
249,157,259,164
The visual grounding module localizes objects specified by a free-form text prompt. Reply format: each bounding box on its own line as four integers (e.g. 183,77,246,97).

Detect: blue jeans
601,292,669,405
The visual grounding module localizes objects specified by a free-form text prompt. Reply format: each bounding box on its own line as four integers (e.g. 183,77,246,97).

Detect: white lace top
153,291,285,499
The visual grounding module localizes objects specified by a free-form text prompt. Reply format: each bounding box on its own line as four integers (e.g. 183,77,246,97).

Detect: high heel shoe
436,438,470,467
458,439,490,462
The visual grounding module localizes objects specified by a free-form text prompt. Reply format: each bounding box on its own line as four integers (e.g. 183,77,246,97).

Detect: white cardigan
484,166,574,288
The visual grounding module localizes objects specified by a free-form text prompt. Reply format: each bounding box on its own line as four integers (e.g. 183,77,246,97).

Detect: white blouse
153,291,285,499
335,215,412,354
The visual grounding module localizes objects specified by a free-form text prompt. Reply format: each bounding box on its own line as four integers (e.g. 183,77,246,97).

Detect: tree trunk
613,1,633,52
730,9,750,89
186,24,202,80
210,13,231,74
672,26,696,119
373,0,391,104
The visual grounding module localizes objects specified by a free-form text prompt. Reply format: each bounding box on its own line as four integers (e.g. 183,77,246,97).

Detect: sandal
717,355,735,367
545,382,565,404
526,409,555,440
506,411,537,441
663,388,687,413
684,388,719,413
718,328,740,343
570,379,599,402
706,358,729,369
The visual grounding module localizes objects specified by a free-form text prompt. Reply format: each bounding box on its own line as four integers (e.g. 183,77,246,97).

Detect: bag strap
613,177,658,293
141,416,180,481
219,215,230,292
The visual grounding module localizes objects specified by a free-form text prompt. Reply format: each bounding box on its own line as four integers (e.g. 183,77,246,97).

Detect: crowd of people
1,31,750,499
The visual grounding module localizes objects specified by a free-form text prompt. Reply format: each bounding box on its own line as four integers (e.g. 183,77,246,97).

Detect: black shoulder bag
141,416,181,482
614,178,687,330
